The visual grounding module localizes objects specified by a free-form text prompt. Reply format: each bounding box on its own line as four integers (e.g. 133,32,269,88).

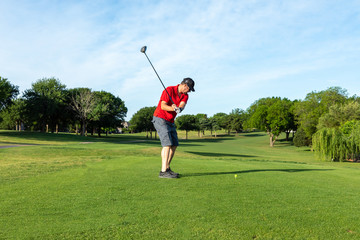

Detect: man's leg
161,146,171,172
161,145,177,172
167,146,177,167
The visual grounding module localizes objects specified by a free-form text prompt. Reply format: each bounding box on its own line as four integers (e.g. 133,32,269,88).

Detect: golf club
140,46,177,108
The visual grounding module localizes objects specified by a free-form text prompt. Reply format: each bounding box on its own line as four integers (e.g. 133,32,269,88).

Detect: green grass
1,130,360,239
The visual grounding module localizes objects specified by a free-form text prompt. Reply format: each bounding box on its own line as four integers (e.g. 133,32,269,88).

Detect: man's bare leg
167,146,177,167
161,146,177,172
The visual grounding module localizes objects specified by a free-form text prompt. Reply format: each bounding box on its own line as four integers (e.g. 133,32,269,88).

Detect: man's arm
160,101,186,113
161,101,177,112
178,101,186,112
179,101,186,109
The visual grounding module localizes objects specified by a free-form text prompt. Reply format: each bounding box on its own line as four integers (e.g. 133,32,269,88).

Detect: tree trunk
56,124,59,134
270,135,274,147
76,124,79,135
98,127,101,137
82,120,86,136
46,124,49,133
269,133,278,147
285,131,289,141
186,130,188,140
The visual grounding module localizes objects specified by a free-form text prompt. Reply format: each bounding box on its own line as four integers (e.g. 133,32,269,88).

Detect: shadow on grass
185,151,256,158
180,136,236,144
241,133,267,137
181,168,334,177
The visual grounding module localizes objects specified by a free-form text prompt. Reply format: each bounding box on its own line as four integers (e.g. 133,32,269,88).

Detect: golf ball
234,174,238,178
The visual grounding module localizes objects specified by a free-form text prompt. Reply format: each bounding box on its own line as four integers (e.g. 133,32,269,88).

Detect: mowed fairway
1,131,360,239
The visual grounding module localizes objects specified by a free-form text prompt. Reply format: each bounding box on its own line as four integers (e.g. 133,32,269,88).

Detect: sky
1,0,360,120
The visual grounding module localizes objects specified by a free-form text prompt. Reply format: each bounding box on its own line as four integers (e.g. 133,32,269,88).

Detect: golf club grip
144,53,176,105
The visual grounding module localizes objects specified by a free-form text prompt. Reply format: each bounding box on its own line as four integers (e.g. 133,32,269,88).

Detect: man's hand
172,104,184,114
172,104,181,114
174,106,180,114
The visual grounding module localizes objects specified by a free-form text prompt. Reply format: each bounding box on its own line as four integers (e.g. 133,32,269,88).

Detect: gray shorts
152,116,179,147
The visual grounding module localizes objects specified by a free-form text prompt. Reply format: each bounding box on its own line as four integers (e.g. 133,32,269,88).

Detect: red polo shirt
154,85,189,123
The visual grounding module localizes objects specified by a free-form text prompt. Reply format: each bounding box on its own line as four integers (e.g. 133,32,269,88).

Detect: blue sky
1,0,359,120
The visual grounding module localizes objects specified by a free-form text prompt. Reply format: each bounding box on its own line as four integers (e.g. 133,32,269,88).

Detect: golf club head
140,46,147,53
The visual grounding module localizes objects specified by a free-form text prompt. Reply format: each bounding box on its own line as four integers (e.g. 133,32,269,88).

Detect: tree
312,120,360,162
247,97,294,147
70,88,97,136
175,114,196,139
130,106,156,138
208,115,222,137
225,108,246,134
212,112,228,129
317,101,360,129
0,98,26,130
0,76,19,111
294,87,348,140
194,113,208,137
23,78,66,132
92,91,127,137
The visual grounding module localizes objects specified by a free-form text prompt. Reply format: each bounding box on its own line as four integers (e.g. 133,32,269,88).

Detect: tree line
129,87,360,162
0,76,127,136
1,75,359,161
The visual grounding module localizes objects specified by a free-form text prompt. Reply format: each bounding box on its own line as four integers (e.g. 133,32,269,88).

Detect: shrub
293,128,311,147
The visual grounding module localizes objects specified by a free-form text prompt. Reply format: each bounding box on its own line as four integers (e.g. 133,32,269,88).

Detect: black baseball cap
182,77,195,92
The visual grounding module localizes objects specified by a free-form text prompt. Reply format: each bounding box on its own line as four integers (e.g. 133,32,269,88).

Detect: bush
293,128,311,147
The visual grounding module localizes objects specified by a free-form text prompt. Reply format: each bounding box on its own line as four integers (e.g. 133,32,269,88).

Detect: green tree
0,98,26,130
0,76,19,111
317,101,360,129
213,113,227,126
194,113,207,137
247,97,294,147
294,87,348,140
92,91,127,137
225,108,246,134
175,114,196,139
130,106,156,138
312,120,360,162
23,78,67,132
208,116,222,137
278,99,296,141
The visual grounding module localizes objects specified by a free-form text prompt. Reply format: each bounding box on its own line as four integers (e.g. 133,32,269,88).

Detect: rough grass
1,130,360,239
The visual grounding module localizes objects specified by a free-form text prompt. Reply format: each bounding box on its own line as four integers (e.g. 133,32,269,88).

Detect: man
152,77,195,178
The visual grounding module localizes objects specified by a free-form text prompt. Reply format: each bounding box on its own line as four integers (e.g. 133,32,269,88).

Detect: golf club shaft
143,52,175,105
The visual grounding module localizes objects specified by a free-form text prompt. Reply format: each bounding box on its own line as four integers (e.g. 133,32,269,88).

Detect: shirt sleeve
181,94,189,104
160,87,171,103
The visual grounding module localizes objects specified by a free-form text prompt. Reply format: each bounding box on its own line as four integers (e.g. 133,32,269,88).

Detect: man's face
182,84,190,93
